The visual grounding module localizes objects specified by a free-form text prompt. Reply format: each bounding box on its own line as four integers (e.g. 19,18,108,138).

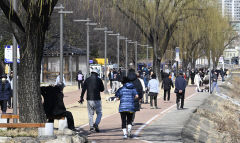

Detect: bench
0,123,45,128
0,114,45,128
0,114,67,136
1,114,19,119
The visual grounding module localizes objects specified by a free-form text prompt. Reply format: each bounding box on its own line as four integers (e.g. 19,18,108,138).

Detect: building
41,42,87,84
223,46,240,64
219,0,240,21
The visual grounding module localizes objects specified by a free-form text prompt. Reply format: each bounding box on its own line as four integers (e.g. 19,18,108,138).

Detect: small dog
106,96,117,102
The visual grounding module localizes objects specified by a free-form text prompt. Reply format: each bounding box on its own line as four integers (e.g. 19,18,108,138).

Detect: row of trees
112,0,237,77
0,0,237,122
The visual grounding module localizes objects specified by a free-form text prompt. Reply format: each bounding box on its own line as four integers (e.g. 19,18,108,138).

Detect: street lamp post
56,4,73,83
12,0,18,123
129,41,138,72
109,33,120,70
94,27,113,94
74,19,97,77
138,44,148,69
209,50,212,94
125,39,132,76
147,46,153,68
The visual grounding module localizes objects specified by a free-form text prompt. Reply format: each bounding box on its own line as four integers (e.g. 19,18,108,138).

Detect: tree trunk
152,41,162,81
18,21,46,123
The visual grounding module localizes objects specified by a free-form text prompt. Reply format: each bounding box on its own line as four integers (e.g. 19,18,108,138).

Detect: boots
122,128,127,139
127,124,133,138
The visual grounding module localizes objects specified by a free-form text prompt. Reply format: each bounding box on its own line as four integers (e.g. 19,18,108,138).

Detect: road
70,85,198,143
138,92,209,143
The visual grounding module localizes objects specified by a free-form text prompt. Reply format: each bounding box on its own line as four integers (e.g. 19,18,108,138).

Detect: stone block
38,123,54,137
58,118,68,131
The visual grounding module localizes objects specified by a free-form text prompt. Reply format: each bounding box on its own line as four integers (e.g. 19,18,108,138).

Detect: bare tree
0,0,58,123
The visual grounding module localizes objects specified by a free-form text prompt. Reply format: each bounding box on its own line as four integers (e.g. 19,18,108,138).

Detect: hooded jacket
115,83,138,113
0,80,12,101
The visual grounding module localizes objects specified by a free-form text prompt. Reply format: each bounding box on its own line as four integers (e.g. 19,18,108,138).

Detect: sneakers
89,127,95,132
154,106,158,109
127,124,133,138
93,124,100,133
7,105,11,109
150,106,154,109
128,133,133,138
122,128,127,139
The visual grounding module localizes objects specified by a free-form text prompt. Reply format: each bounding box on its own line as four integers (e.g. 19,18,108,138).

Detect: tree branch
0,0,25,32
115,4,151,42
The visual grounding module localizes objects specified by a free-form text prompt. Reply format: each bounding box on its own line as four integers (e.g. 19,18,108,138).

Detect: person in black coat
190,69,195,85
127,69,143,125
0,75,12,114
80,69,104,132
175,72,187,109
41,84,76,131
162,74,174,101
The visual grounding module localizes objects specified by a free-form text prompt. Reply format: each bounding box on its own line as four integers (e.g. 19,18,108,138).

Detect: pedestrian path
78,86,197,143
138,92,209,143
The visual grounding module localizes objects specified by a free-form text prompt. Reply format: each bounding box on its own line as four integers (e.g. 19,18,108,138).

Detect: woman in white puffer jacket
194,72,202,92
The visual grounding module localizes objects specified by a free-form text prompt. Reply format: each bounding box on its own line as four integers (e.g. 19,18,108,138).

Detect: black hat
179,71,183,75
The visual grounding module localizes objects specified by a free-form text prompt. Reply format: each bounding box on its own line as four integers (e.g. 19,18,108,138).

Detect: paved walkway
138,92,209,143
77,85,197,143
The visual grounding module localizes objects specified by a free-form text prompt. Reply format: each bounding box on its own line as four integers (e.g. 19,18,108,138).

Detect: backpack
78,74,83,81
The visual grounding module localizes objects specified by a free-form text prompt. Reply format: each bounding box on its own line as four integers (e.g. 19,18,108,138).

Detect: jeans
0,100,7,113
87,100,102,128
112,81,119,93
145,92,149,103
149,92,158,107
110,80,113,89
221,76,225,82
120,112,133,129
8,93,12,107
176,92,185,108
211,82,220,93
164,90,171,101
78,81,83,90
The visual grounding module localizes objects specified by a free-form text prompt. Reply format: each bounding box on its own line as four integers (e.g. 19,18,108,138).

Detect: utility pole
109,33,120,70
125,39,132,76
129,41,138,72
147,46,153,68
57,4,73,83
94,27,113,94
209,50,212,94
13,0,18,123
135,41,138,72
74,19,97,77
